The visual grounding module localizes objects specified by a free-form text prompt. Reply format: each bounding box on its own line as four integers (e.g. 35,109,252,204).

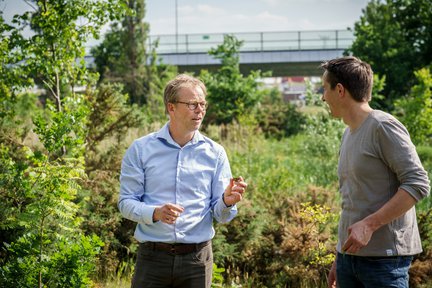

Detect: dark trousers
131,241,213,288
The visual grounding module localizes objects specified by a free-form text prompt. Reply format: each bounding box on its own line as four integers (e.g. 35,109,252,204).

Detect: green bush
208,117,342,287
256,102,307,139
0,234,103,288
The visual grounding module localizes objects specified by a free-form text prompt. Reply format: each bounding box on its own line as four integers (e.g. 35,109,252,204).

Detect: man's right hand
153,203,184,224
328,259,337,288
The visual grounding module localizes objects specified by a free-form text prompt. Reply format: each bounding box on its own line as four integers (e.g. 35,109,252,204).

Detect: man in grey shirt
321,56,430,288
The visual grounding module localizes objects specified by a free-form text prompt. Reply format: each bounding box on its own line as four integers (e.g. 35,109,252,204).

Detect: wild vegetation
1,0,431,287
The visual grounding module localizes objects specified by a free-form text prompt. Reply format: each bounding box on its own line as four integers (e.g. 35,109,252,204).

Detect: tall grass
205,114,432,287
204,116,344,287
101,113,432,287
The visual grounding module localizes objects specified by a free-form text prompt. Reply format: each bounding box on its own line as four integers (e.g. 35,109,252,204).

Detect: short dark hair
163,74,207,113
321,56,373,102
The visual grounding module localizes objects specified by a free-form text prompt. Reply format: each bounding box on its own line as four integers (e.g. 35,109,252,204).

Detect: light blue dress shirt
118,123,237,244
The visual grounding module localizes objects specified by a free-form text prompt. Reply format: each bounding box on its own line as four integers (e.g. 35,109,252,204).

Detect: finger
239,182,247,189
164,215,175,223
232,186,245,194
342,244,350,253
167,211,181,219
231,191,244,199
344,242,360,254
342,238,352,252
165,203,185,213
236,176,247,185
229,192,243,202
224,179,234,197
346,246,356,253
232,176,243,185
234,180,247,190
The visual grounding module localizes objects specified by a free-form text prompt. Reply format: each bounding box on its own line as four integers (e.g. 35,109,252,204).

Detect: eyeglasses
175,101,208,111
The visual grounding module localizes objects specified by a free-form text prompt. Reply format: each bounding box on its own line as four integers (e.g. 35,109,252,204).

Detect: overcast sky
2,0,369,36
146,0,369,35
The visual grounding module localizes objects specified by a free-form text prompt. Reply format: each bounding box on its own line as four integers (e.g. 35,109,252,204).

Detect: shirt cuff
220,195,236,210
141,204,159,224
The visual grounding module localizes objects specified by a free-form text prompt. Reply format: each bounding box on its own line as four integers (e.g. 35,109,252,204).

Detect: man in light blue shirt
119,74,247,288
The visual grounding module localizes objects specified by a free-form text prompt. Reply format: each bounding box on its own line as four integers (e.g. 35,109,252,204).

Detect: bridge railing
147,29,354,54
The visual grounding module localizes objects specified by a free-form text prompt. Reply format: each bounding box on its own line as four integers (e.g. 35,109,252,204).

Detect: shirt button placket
176,148,182,206
175,148,183,242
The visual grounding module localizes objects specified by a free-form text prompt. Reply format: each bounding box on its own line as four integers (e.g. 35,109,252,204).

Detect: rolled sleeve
377,120,430,201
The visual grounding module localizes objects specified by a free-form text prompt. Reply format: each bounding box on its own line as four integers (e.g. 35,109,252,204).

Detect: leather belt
142,240,211,255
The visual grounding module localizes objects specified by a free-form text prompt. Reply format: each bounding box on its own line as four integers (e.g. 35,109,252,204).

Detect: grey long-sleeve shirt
337,110,430,257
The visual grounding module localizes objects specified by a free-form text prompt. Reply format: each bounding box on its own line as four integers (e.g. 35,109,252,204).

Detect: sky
1,0,370,36
145,0,370,35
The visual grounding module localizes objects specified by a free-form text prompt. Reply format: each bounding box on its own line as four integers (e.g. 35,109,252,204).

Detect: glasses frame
174,101,208,111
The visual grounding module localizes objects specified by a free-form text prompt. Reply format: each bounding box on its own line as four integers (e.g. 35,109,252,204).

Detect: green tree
256,88,307,139
0,10,34,125
144,43,178,122
92,0,148,105
0,0,125,286
91,22,125,83
122,0,149,106
200,34,267,126
369,74,387,109
6,0,124,112
91,0,176,120
347,0,432,108
394,68,432,146
81,82,145,280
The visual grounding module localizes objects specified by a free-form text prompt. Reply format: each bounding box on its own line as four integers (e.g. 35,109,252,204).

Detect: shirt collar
156,122,205,147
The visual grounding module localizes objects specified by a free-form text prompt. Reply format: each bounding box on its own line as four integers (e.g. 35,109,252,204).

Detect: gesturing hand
223,176,247,206
342,219,374,253
153,203,184,224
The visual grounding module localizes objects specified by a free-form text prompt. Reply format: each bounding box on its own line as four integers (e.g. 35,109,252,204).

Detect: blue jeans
336,253,413,288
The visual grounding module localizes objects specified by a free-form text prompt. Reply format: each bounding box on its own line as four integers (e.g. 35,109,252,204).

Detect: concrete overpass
148,29,353,77
85,29,354,77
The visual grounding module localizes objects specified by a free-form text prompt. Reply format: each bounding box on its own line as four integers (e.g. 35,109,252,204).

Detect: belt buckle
170,245,176,254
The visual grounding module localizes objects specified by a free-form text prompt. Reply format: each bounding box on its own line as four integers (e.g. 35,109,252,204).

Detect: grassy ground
95,280,130,288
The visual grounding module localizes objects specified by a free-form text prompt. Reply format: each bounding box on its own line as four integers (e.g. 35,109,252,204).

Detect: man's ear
167,102,175,113
336,83,345,97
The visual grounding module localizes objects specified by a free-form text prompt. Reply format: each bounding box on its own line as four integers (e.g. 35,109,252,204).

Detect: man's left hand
223,176,247,206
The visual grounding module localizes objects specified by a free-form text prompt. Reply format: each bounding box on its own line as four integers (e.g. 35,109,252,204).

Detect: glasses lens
176,101,207,110
198,102,207,110
189,102,207,110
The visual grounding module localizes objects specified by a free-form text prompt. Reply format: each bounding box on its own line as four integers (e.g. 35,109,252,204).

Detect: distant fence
147,29,354,54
